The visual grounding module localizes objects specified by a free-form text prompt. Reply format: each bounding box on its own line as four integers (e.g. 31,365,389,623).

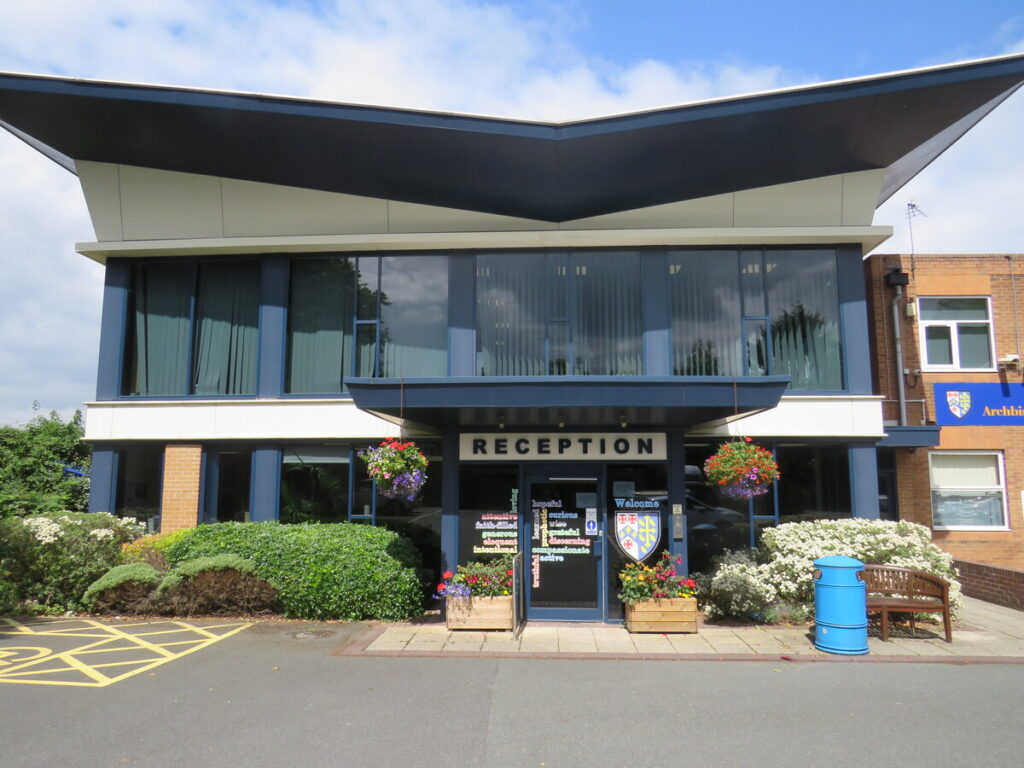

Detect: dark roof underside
1,56,1023,222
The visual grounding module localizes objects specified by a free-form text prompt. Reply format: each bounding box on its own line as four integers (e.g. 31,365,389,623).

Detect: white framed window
918,297,995,371
929,451,1008,530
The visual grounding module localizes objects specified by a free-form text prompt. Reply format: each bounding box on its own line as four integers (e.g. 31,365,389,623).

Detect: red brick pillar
160,444,203,533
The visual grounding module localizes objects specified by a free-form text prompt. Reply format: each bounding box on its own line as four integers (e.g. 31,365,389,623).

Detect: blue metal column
641,250,671,375
88,448,118,514
441,431,459,571
249,447,282,521
258,256,289,398
95,259,131,400
836,245,873,395
666,430,689,575
849,443,880,519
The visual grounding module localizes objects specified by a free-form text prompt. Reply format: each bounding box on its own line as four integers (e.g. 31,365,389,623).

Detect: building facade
867,253,1024,606
3,54,1024,622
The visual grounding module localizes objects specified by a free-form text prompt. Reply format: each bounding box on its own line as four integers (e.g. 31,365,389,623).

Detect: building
2,54,1024,622
867,253,1024,609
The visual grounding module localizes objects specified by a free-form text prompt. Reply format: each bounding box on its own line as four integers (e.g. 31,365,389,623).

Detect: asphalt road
2,621,1022,768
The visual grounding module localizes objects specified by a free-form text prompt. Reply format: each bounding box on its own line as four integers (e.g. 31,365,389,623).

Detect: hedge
0,573,16,614
157,555,277,615
164,522,423,620
83,563,161,613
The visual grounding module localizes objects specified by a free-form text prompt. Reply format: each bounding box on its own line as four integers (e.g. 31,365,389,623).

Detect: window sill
920,367,998,374
933,526,1011,532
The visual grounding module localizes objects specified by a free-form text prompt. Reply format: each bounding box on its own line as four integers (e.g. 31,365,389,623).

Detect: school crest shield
615,512,661,562
946,390,972,419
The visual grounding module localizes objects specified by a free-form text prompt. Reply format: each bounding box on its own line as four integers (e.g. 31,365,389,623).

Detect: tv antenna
906,202,927,255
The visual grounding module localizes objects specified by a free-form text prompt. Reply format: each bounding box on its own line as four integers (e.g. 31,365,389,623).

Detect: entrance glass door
525,471,604,621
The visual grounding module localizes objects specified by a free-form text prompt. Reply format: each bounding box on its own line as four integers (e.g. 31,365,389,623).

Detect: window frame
917,296,996,372
928,449,1009,531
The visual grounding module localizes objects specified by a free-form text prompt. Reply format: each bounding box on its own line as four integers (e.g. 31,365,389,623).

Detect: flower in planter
703,437,780,499
358,437,429,501
434,556,515,600
618,552,697,605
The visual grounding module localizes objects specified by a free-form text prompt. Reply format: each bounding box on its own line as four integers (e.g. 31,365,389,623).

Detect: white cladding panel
84,401,400,441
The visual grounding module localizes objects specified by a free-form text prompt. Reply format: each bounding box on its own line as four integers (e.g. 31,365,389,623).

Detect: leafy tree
0,404,91,516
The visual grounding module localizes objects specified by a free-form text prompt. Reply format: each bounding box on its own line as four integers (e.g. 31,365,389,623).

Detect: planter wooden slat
625,597,698,634
446,596,514,630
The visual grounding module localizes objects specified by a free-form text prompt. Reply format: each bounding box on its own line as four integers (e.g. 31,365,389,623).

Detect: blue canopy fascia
345,375,791,430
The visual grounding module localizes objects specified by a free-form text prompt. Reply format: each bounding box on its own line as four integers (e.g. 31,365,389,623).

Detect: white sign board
459,433,666,461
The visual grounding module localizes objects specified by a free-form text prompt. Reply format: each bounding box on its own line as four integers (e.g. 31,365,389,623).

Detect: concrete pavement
353,596,1024,661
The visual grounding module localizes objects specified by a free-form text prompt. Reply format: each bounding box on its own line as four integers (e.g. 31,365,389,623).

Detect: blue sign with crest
934,383,1024,426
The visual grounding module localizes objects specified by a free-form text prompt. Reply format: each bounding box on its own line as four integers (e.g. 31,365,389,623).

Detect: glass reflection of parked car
685,494,747,530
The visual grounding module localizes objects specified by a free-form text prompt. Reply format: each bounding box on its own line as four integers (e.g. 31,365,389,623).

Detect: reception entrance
524,469,605,621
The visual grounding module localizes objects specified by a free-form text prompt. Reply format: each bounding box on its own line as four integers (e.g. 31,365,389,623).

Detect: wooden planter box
446,596,514,630
624,597,698,633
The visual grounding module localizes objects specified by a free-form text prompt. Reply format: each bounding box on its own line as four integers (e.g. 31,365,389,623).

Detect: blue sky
0,0,1022,426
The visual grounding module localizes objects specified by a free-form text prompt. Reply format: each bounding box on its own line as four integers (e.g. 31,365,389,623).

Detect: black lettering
537,438,551,455
614,438,629,454
495,438,508,455
599,438,607,454
558,438,572,454
579,437,592,454
472,438,487,455
637,438,653,455
515,438,530,455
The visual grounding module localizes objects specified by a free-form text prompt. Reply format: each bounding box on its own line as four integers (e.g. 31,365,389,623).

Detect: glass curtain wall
123,260,260,396
287,258,355,393
123,263,194,395
287,255,448,390
192,262,260,395
476,251,642,376
765,250,842,390
669,248,842,389
669,251,742,376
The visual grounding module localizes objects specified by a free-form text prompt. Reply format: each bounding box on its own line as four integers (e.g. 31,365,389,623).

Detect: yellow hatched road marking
0,619,252,688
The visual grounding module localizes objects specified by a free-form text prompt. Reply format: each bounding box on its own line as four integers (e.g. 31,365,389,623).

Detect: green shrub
120,529,189,571
0,573,17,614
157,555,277,615
84,563,161,613
164,522,423,620
0,512,145,611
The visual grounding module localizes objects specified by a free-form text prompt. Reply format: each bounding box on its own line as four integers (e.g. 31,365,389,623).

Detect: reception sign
460,433,666,461
934,383,1024,425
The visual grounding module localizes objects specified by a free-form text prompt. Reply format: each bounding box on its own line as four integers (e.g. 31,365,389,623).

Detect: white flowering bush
700,519,962,622
0,511,144,612
760,518,961,615
704,560,778,621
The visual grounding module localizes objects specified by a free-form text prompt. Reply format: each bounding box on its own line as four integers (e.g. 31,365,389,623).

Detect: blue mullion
186,261,199,394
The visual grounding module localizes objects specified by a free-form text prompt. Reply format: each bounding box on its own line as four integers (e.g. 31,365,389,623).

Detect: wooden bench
863,564,953,643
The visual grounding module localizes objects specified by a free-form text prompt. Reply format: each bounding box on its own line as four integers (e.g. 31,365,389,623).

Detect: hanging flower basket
358,438,429,501
703,437,780,499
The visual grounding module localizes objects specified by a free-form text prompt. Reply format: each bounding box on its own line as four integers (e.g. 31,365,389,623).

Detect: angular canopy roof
1,54,1023,222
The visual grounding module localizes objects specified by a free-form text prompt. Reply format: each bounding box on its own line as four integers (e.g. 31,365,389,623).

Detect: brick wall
159,444,203,533
955,559,1024,611
867,254,1024,570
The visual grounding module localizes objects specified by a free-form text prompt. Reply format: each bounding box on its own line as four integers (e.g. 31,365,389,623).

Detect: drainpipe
886,268,910,426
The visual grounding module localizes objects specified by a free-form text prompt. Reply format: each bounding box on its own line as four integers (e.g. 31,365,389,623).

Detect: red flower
437,583,446,592
442,571,454,580
744,436,752,442
506,569,514,576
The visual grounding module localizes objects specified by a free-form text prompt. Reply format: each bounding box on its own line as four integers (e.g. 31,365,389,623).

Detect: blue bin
813,555,868,655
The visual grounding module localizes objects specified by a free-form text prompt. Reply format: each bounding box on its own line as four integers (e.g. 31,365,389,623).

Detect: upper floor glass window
669,248,842,389
287,255,448,393
918,297,994,371
123,260,260,396
476,251,642,376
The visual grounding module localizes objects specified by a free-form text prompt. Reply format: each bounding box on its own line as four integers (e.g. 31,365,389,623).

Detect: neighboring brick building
867,253,1024,608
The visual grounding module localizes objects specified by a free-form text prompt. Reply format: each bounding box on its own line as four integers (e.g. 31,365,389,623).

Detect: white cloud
0,1,1021,425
